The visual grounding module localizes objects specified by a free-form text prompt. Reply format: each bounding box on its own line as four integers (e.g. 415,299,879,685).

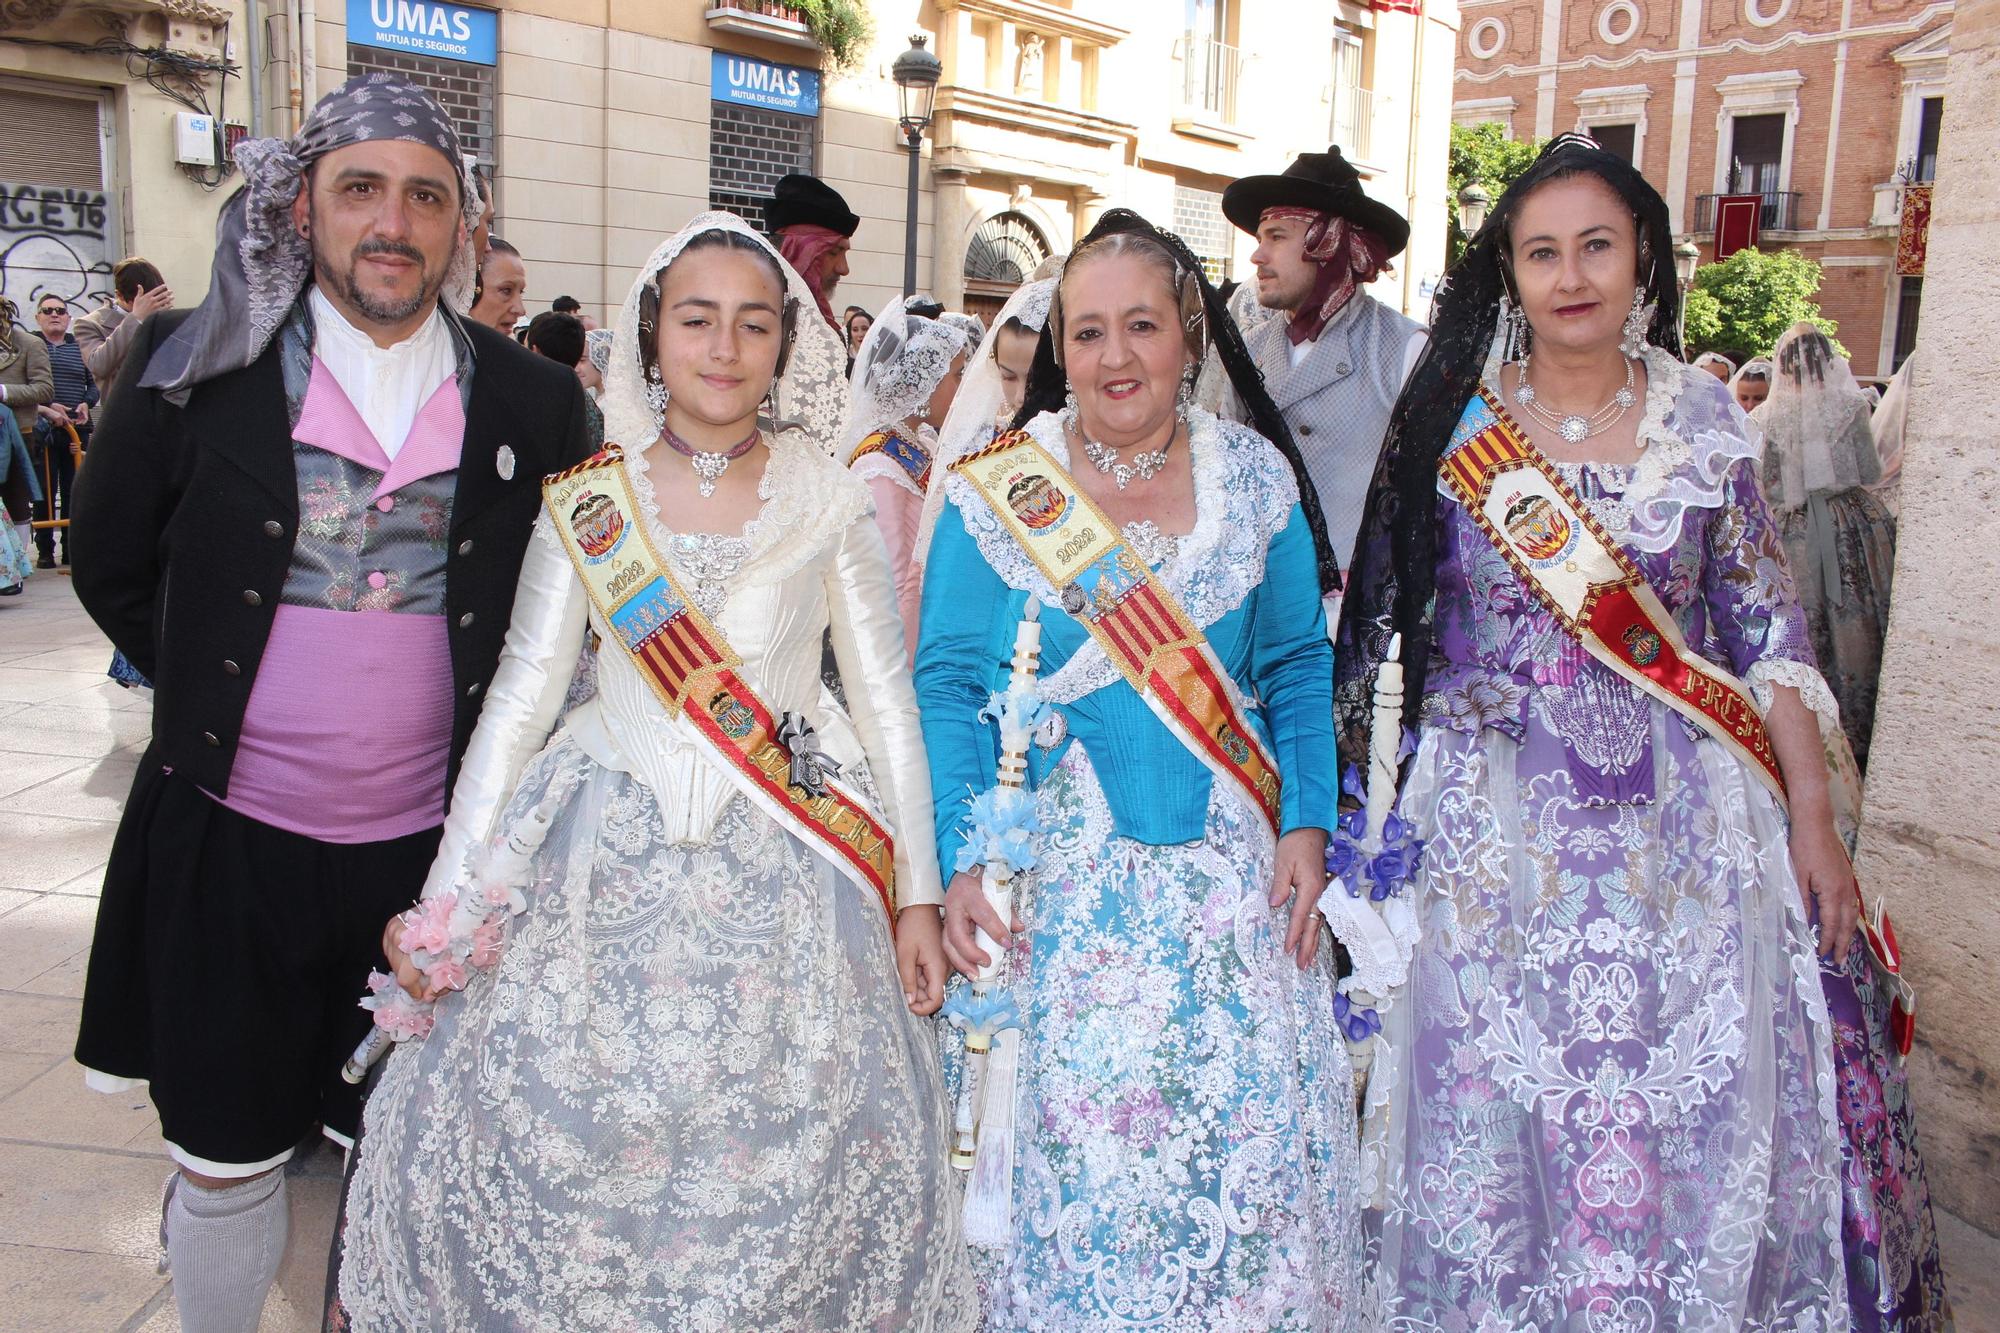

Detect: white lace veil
1869,349,1914,515
939,311,987,348
600,210,848,456
1728,357,1773,400
913,277,1057,568
838,296,971,461
1749,323,1880,509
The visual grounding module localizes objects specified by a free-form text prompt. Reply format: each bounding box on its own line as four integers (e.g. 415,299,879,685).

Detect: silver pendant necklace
1513,354,1637,443
1069,411,1170,489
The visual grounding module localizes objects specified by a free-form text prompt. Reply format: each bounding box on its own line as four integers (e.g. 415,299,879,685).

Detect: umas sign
347,0,497,66
710,52,820,117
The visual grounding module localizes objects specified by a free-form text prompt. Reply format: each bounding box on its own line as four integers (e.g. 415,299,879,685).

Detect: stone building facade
1,1,1466,334
1454,0,1951,376
0,2,242,319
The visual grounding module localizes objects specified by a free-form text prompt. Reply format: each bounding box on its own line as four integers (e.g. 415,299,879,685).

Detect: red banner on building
1897,185,1932,276
1371,0,1422,12
1714,195,1763,260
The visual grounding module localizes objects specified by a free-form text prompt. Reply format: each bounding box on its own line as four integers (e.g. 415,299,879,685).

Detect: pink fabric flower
470,921,504,969
426,954,468,993
402,893,457,957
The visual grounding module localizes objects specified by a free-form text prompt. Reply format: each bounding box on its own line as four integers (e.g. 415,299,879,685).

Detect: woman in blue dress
915,210,1364,1330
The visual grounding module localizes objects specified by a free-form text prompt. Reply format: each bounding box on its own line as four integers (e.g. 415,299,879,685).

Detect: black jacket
71,304,592,805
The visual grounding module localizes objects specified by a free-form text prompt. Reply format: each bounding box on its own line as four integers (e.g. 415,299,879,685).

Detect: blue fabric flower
1333,992,1382,1043
955,786,1043,875
942,988,1022,1038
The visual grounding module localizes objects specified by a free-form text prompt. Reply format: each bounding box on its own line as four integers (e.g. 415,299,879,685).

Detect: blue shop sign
347,0,497,66
711,51,820,117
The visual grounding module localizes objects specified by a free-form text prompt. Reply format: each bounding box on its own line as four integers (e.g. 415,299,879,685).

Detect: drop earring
645,366,668,435
1176,368,1196,422
1620,290,1650,358
1499,295,1530,364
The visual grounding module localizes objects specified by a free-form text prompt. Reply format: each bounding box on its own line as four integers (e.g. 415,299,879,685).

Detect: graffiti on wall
0,182,114,314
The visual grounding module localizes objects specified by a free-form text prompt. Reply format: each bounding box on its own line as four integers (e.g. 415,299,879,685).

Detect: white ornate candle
1363,632,1405,850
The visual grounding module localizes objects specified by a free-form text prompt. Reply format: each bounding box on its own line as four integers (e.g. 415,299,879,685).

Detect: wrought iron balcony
1693,190,1804,233
1330,84,1375,164
1177,32,1243,123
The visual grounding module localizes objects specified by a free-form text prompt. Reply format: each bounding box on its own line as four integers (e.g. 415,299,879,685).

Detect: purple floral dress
1363,356,1852,1328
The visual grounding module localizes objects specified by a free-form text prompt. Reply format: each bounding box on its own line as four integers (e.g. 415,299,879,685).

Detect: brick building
1453,0,1951,375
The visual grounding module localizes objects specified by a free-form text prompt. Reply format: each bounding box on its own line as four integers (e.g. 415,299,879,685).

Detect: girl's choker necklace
661,424,760,497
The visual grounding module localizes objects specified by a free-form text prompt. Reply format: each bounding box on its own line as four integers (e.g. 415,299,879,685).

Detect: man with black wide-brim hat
1220,145,1425,578
766,172,860,330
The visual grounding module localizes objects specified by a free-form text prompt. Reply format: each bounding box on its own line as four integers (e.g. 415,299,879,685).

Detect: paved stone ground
2,572,1996,1331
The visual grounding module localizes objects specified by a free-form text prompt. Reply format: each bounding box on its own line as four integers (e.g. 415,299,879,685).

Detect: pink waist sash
222,605,453,843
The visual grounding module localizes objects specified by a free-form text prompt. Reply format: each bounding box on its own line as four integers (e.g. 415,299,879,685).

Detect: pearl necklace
1512,355,1637,443
1070,411,1171,489
660,424,760,497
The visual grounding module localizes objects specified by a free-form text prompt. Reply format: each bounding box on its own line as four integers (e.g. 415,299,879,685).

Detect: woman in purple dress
1336,135,1903,1328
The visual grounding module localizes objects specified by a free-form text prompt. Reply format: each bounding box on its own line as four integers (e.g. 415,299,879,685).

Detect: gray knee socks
161,1170,290,1333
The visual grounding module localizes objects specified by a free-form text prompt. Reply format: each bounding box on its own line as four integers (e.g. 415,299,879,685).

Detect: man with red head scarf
766,173,859,329
1221,146,1425,579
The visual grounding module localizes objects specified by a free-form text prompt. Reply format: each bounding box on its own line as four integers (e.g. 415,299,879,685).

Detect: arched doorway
962,211,1051,325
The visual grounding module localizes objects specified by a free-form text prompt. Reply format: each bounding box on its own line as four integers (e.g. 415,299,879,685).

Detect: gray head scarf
142,73,480,404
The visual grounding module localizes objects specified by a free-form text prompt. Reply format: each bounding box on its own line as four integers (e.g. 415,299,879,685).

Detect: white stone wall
1854,0,2000,1232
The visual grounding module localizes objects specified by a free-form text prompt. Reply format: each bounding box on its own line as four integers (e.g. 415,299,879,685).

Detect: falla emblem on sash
1622,623,1664,667
708,690,758,740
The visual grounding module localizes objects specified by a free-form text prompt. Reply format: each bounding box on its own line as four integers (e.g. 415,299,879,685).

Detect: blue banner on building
710,51,820,117
347,0,497,66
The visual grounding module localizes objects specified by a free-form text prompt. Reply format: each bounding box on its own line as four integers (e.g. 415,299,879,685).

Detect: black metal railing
1693,190,1803,233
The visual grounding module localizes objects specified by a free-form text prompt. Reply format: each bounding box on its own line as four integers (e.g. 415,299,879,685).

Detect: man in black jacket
69,75,589,1331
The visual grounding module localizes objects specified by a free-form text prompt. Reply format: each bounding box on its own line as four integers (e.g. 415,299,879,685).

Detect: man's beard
1256,270,1312,313
316,234,445,326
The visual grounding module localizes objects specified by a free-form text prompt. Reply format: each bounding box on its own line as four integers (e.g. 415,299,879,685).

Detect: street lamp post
1673,238,1701,355
891,34,942,300
1455,181,1491,239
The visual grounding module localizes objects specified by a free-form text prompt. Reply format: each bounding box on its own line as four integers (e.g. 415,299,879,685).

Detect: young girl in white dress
334,213,974,1331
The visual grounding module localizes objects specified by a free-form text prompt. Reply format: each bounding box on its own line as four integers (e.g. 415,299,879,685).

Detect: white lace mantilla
1468,347,1759,554
945,407,1299,707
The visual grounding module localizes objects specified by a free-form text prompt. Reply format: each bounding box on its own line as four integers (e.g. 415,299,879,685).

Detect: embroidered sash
1439,388,1787,806
953,430,1282,833
544,447,897,918
850,427,932,490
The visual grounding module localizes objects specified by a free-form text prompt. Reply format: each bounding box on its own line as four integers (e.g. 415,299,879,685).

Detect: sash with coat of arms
543,447,898,922
953,430,1283,834
849,426,932,490
1438,387,1788,806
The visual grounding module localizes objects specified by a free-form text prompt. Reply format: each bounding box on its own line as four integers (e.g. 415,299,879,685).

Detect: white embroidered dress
337,216,976,1332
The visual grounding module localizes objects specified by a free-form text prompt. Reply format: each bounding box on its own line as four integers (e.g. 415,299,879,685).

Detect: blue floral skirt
943,743,1363,1331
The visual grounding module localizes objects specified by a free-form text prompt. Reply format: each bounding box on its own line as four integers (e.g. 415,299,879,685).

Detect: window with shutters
0,82,115,313
0,86,104,189
708,103,816,234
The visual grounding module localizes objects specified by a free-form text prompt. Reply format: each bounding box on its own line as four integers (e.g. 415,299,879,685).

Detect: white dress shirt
308,287,455,462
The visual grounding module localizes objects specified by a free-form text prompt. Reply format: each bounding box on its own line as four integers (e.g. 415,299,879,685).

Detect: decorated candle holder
939,602,1044,1248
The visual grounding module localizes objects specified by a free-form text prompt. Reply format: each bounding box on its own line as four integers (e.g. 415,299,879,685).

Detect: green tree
1681,247,1843,362
797,0,872,74
1447,123,1545,265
